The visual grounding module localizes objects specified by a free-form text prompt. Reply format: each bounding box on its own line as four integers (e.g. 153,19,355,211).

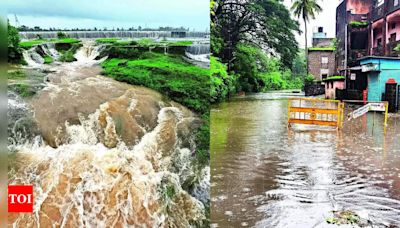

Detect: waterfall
74,41,107,63
23,48,44,67
185,44,210,65
185,44,210,55
22,43,60,67
40,43,59,59
7,91,43,150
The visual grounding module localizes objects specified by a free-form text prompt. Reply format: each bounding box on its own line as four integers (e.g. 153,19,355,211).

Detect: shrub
194,113,210,166
59,43,81,62
349,21,368,28
57,31,68,39
43,55,53,64
394,44,400,53
210,56,236,102
305,74,315,83
8,21,23,63
13,84,36,97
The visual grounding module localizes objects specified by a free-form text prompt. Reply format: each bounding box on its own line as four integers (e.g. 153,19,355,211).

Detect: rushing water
211,92,400,227
185,44,210,68
9,41,209,227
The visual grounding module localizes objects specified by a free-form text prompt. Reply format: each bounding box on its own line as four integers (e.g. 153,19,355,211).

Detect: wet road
211,92,400,227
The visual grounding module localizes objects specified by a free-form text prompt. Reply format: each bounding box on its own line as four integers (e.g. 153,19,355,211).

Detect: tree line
211,0,321,101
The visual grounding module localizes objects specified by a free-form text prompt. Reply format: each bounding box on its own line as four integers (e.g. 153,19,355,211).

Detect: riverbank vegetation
8,21,23,63
58,43,82,62
101,52,210,165
19,38,80,49
211,0,306,101
96,38,193,47
102,52,209,113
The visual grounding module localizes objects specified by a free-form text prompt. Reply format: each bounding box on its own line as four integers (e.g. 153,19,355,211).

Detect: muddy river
211,92,400,227
8,41,209,227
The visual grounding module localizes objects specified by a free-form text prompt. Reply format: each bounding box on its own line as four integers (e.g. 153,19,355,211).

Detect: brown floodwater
8,42,209,227
211,92,400,227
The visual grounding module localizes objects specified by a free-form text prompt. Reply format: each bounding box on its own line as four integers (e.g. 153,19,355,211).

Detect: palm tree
291,0,322,77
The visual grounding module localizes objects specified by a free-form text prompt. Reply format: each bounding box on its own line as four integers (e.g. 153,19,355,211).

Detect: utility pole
14,14,20,28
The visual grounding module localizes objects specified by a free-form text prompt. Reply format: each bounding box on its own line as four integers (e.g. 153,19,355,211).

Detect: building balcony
372,46,385,56
349,49,368,62
387,0,400,14
387,40,400,57
348,13,369,23
348,24,369,32
371,5,385,22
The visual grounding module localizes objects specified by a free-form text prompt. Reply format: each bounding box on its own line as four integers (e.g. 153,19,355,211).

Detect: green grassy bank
20,38,80,49
101,52,210,165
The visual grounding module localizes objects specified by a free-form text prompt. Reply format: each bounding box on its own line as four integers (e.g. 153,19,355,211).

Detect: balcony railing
348,13,369,23
371,5,385,21
387,0,400,13
349,49,368,62
387,40,400,57
372,46,385,56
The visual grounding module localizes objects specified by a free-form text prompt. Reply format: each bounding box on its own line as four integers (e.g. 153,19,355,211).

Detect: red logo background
8,185,33,213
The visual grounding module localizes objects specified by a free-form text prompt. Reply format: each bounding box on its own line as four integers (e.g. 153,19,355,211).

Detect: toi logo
8,185,34,213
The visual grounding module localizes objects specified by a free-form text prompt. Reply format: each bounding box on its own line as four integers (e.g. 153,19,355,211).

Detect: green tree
292,49,306,78
7,20,22,63
212,0,299,69
211,56,236,102
291,0,322,76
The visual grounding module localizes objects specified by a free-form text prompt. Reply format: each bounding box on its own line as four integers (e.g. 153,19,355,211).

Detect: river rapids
8,41,209,227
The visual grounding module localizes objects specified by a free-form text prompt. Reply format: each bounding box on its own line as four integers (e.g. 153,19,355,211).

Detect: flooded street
211,92,400,227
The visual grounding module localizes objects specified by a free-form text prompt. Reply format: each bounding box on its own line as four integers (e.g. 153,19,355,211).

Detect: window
321,74,328,80
377,38,382,47
321,57,328,64
395,0,398,6
390,33,397,42
376,0,384,6
392,23,396,30
321,69,329,75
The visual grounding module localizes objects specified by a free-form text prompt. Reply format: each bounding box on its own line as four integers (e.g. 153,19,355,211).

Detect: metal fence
288,98,344,128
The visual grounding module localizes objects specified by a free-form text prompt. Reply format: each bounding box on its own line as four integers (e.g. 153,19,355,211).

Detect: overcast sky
4,0,209,31
283,0,342,48
4,0,340,45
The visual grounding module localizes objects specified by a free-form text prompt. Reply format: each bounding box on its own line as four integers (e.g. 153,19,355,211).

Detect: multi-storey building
308,27,336,81
336,0,373,74
370,0,400,57
335,0,400,110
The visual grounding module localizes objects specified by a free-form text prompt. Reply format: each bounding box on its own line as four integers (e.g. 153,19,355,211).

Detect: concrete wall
304,82,325,96
308,50,336,80
336,1,348,72
325,80,345,99
312,38,334,47
346,0,373,14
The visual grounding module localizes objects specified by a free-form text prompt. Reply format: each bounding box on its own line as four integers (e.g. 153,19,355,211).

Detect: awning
347,66,362,70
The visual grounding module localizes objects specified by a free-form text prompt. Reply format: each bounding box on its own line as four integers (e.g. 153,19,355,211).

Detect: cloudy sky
4,0,210,31
283,0,342,48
